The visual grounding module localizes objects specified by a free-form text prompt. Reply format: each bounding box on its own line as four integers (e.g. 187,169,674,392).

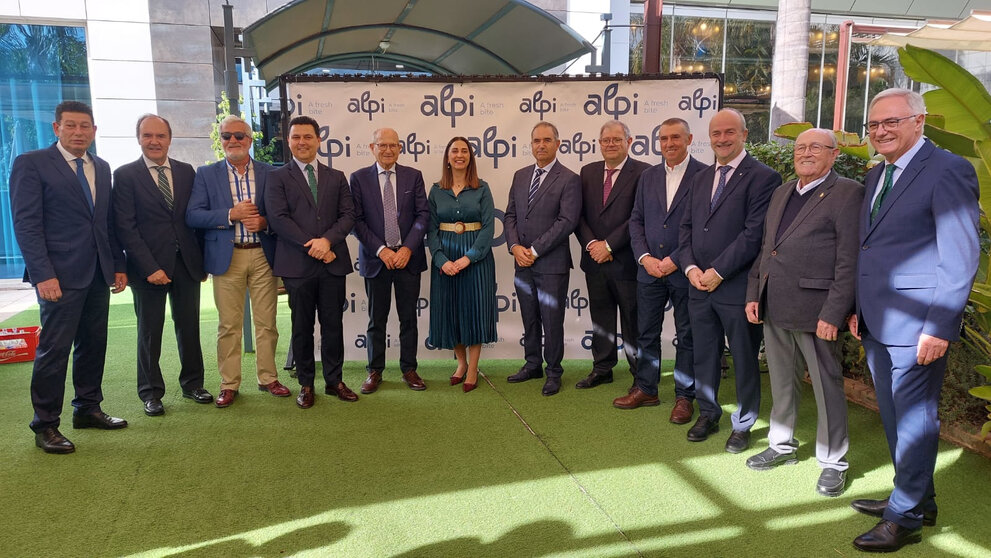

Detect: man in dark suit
574,120,651,390
679,108,781,453
11,100,129,453
847,89,979,552
615,118,705,416
113,114,210,417
349,128,429,394
744,128,864,497
187,115,290,409
504,121,581,396
265,115,357,409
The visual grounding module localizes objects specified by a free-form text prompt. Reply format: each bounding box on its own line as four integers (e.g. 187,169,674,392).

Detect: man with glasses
187,115,291,409
743,128,863,497
348,128,430,394
847,89,979,552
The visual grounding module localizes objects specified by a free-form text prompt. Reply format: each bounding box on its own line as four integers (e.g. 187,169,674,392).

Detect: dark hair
439,136,479,190
532,121,559,140
135,113,172,138
660,117,691,135
289,115,320,136
55,100,93,123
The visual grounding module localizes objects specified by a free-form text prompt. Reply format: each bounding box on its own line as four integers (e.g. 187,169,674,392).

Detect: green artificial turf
1,287,990,557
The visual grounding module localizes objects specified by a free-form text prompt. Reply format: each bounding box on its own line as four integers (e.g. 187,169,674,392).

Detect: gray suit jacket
746,170,864,332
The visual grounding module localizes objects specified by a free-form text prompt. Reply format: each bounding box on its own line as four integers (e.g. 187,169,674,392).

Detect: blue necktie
528,168,545,206
710,165,732,211
75,157,94,212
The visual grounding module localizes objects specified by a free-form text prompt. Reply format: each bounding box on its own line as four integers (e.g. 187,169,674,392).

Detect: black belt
234,242,261,249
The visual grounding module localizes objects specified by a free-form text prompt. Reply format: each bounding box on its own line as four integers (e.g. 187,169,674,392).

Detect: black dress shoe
508,368,543,383
143,399,165,416
853,520,921,552
72,411,128,430
182,388,214,404
816,468,846,497
35,427,75,454
850,498,937,526
725,430,751,454
686,415,719,442
575,371,613,389
542,377,561,396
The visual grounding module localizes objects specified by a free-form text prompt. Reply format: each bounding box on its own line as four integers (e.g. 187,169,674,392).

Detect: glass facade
0,23,91,279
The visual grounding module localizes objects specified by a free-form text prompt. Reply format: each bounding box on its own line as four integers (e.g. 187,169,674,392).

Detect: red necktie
602,168,617,205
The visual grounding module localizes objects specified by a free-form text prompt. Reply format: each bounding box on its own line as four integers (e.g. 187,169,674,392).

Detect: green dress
426,181,498,349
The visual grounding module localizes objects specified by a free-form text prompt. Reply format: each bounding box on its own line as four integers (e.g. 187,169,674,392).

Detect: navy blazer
265,160,355,279
186,159,277,275
856,139,979,345
349,162,429,277
678,152,781,303
575,157,651,280
503,160,582,274
113,157,205,284
629,156,707,287
10,143,124,288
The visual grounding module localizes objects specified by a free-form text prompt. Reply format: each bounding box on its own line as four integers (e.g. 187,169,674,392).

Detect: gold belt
438,221,481,234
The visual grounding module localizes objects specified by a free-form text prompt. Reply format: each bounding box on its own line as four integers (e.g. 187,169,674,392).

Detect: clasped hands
642,255,677,279
230,199,267,233
687,267,723,292
441,256,471,276
304,237,336,263
379,246,412,270
512,245,536,268
587,240,612,264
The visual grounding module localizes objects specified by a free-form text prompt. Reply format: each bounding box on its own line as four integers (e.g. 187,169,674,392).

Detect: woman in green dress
426,136,497,392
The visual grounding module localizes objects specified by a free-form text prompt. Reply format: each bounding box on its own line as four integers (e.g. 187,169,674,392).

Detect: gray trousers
764,318,849,470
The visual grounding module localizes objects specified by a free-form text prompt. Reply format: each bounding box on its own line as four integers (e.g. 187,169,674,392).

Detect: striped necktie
155,166,173,210
528,168,545,205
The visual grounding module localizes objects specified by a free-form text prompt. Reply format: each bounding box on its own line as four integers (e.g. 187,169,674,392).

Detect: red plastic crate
0,326,40,364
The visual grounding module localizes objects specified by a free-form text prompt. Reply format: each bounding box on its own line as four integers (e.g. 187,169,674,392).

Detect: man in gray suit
504,121,581,396
744,128,864,497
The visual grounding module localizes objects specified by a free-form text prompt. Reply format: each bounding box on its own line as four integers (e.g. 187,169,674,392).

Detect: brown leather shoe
296,386,314,408
360,372,382,394
258,380,291,397
402,370,427,391
613,387,660,409
670,397,694,424
215,389,237,408
326,382,359,402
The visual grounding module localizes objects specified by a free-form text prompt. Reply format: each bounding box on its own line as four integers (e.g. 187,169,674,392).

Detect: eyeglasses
374,143,400,150
599,138,626,145
794,143,834,155
221,132,249,141
864,114,920,133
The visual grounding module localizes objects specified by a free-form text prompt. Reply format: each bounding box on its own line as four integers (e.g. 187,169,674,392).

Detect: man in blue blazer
616,118,706,417
266,116,357,409
678,108,780,454
504,121,581,396
113,114,210,417
11,100,129,454
349,128,430,394
187,115,290,409
848,89,979,552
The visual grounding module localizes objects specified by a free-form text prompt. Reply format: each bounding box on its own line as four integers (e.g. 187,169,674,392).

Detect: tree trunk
769,0,811,143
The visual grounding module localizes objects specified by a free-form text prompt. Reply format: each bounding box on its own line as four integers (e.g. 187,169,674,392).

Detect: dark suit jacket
113,157,205,285
504,160,581,274
630,156,707,287
10,143,124,288
746,170,864,332
678,152,781,303
856,139,979,345
575,157,651,280
349,162,429,277
186,159,276,275
265,160,355,279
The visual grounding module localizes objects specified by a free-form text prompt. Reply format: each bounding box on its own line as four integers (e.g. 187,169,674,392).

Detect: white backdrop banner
282,76,721,361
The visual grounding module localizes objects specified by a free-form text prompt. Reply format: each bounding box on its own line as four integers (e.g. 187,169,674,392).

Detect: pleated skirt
427,230,497,349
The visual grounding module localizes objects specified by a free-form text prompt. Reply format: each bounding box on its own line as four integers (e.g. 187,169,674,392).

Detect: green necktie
305,163,318,203
870,164,896,223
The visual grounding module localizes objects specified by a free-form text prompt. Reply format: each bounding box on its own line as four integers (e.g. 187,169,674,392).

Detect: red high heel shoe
463,370,479,392
450,371,466,386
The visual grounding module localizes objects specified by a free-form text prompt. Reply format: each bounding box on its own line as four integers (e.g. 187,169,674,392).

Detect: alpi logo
347,91,385,121
519,91,556,119
401,132,430,163
679,87,718,118
584,83,638,119
420,84,475,128
466,126,516,169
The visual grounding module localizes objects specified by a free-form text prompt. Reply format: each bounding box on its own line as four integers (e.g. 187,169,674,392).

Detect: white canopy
871,11,991,51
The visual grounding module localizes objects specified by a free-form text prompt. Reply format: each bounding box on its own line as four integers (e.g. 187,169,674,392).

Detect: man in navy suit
114,114,210,417
504,121,581,396
679,108,780,453
615,118,705,416
848,89,979,552
349,128,429,394
187,115,290,409
574,120,651,390
11,100,129,453
266,116,357,409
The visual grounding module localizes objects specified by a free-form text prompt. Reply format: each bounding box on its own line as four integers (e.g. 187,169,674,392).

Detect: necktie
155,166,173,210
305,164,318,203
528,168,545,205
710,165,732,211
871,164,896,224
602,168,617,205
382,170,401,247
74,158,94,212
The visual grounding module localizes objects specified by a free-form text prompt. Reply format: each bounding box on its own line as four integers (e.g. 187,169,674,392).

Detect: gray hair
660,117,691,135
600,120,631,139
797,127,837,148
532,121,560,140
869,88,927,115
220,114,252,133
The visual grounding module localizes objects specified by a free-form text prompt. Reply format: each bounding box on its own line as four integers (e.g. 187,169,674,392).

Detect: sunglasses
221,132,249,141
